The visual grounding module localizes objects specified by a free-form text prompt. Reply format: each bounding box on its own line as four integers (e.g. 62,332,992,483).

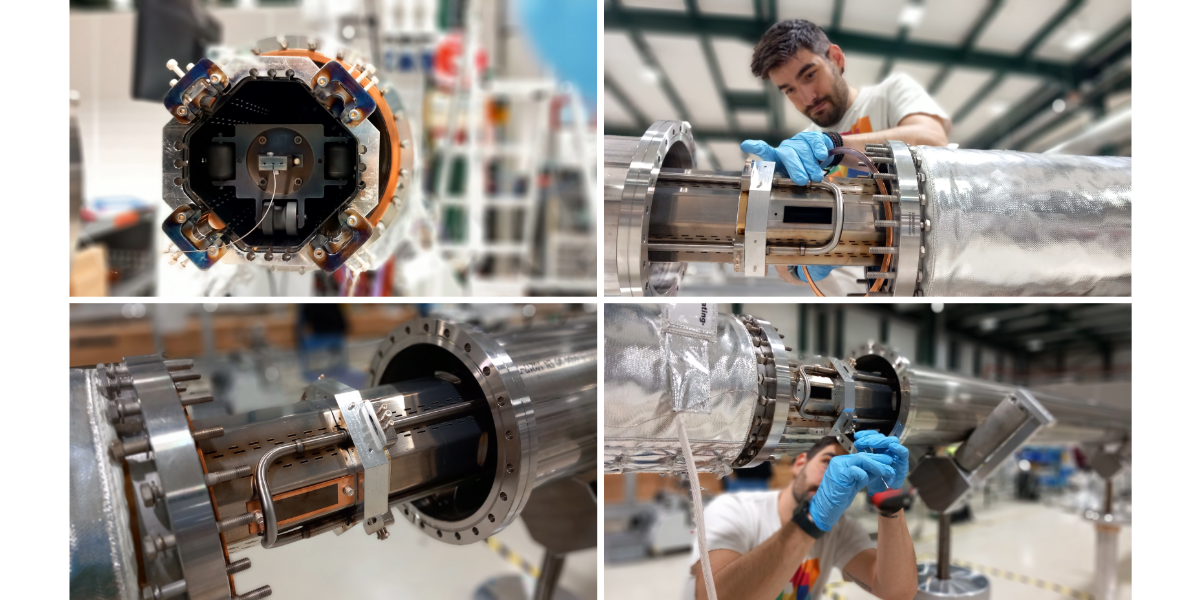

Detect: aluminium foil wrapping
604,304,758,476
70,369,139,600
914,147,1131,296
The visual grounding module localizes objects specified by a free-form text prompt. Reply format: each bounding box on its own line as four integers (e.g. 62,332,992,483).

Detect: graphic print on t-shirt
830,116,873,180
778,558,821,600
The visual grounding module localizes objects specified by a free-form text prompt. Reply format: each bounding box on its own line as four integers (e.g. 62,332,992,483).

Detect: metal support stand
915,512,989,599
532,552,566,600
1092,479,1120,600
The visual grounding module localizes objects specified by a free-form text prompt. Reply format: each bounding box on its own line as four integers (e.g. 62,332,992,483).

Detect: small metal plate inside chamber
183,78,361,251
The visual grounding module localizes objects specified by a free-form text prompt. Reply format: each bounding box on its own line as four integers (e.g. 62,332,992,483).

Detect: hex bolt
143,532,177,561
376,528,389,540
226,558,252,575
140,480,164,507
294,136,303,144
347,215,359,227
171,371,201,383
872,195,900,202
234,585,273,600
186,63,195,71
923,219,932,231
313,248,327,260
108,400,142,422
175,212,187,224
209,74,221,84
257,136,267,145
343,486,355,496
920,245,927,256
111,437,151,460
874,220,899,227
217,511,260,533
205,465,253,487
317,75,329,86
864,272,897,280
191,426,225,441
869,247,898,254
872,173,897,181
142,579,187,600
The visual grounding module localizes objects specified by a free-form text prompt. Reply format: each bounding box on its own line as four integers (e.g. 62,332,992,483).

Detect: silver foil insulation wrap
914,147,1131,296
604,304,759,476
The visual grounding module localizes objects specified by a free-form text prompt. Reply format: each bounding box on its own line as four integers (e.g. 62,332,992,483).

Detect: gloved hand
854,431,910,494
808,453,895,531
788,265,836,282
740,132,835,185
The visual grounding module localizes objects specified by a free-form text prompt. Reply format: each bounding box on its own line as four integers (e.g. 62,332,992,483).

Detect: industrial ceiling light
898,3,926,28
1064,30,1096,52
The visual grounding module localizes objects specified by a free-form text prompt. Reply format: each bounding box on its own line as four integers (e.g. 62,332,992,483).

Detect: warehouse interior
70,0,596,297
604,303,1131,600
70,303,598,599
603,0,1132,296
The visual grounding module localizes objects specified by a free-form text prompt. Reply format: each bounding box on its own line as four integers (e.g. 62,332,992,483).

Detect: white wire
677,415,719,600
176,169,278,254
229,169,278,246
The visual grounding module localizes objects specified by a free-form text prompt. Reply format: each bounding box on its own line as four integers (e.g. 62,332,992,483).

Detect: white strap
677,415,718,600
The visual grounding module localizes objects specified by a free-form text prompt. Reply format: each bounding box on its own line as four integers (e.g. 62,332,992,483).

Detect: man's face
767,46,851,128
791,442,848,502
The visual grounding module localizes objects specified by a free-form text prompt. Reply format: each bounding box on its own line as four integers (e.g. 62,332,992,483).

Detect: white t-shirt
803,72,949,143
682,491,873,600
797,72,949,295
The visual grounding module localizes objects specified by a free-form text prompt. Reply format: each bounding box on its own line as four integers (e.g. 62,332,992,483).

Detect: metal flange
732,314,791,467
367,318,534,544
615,120,695,296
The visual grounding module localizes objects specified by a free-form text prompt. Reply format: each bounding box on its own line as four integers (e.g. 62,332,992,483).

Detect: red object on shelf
433,32,489,88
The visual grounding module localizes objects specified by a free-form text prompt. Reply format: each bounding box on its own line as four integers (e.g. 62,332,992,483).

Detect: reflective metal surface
914,146,1131,296
604,309,1130,476
125,356,231,600
915,564,990,599
604,304,758,476
70,369,139,600
605,121,696,296
369,315,597,543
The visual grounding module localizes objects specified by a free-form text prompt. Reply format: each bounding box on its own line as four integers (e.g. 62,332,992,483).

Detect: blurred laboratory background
605,303,1131,600
70,301,598,599
70,0,596,297
603,0,1131,294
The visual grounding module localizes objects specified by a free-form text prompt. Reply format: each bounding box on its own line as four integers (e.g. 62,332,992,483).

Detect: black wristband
878,507,901,518
822,132,844,167
791,500,827,539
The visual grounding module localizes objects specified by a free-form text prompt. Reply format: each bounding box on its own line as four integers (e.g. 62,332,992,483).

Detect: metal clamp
332,387,393,536
825,357,858,453
739,160,775,277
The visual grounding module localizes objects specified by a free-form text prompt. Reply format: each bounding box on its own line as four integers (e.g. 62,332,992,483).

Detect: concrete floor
604,499,1130,600
233,512,597,600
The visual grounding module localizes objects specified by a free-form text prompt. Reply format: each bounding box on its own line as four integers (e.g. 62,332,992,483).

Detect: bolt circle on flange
366,317,536,545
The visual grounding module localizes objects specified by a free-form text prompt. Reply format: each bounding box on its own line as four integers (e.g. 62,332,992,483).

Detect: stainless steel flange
368,316,597,545
605,120,696,296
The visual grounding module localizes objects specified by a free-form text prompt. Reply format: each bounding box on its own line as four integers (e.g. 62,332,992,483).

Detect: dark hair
751,19,832,79
805,435,843,461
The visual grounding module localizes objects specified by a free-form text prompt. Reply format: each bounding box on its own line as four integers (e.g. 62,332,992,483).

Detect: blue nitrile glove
808,453,896,531
854,431,910,494
788,265,836,282
740,132,836,185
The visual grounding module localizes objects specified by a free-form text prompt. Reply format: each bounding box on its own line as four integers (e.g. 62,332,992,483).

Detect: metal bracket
332,388,392,535
826,357,858,453
909,388,1055,512
740,160,774,277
